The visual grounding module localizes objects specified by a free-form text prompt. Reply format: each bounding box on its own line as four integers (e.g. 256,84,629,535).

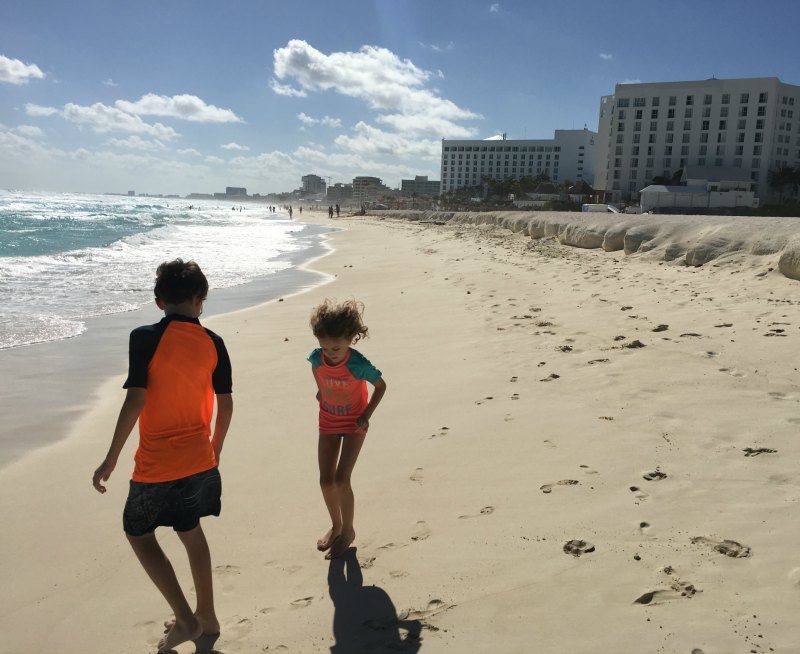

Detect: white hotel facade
594,77,800,203
440,129,596,195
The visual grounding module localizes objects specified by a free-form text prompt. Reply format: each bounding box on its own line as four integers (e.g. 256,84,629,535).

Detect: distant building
594,76,800,203
400,175,441,197
301,174,327,196
352,176,392,203
187,193,214,199
226,187,247,197
441,129,597,194
327,183,353,202
127,190,135,196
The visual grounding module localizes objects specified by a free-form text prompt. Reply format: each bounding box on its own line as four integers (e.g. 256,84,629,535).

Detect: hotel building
594,77,800,203
440,129,597,195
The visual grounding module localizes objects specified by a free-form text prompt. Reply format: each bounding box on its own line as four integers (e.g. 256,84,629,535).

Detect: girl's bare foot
157,615,201,652
317,527,341,551
326,528,355,559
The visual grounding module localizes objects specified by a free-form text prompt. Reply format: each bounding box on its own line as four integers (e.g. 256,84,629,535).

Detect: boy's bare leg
126,533,200,651
176,525,220,636
328,434,366,559
318,435,343,550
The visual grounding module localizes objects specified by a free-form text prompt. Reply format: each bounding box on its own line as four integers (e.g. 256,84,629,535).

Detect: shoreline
0,216,336,470
2,211,799,652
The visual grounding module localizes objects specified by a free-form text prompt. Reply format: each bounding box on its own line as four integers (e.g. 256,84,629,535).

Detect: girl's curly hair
310,299,369,343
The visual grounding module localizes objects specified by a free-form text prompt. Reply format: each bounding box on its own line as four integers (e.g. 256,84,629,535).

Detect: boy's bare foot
158,615,201,653
317,527,341,551
326,528,355,559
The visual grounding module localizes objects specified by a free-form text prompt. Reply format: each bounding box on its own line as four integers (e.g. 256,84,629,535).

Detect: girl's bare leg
318,434,343,550
176,525,220,637
328,433,366,559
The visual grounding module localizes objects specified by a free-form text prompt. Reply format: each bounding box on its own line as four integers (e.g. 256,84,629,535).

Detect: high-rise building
352,176,391,203
594,77,800,202
440,129,596,195
226,187,247,197
301,174,327,196
326,183,353,202
400,175,441,197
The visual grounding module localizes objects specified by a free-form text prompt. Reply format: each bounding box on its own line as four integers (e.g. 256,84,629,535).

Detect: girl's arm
92,388,147,493
211,393,234,464
357,377,387,431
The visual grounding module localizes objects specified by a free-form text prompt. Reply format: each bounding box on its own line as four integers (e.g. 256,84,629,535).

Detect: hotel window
717,132,726,143
630,158,639,167
756,119,765,129
634,97,646,107
685,107,693,118
754,132,763,143
665,133,674,143
699,145,707,155
721,93,730,105
719,120,727,130
716,145,725,155
740,93,749,103
681,145,689,155
703,107,711,118
630,169,637,179
632,146,640,155
648,134,656,143
651,109,659,119
618,98,630,108
647,146,654,155
704,94,713,105
735,145,744,155
686,95,694,105
715,158,723,166
615,145,623,155
753,145,762,155
666,121,674,131
665,146,673,155
618,109,626,119
739,106,748,117
697,157,706,166
733,158,742,167
702,120,710,130
646,157,654,167
700,133,709,143
645,169,653,180
682,133,691,143
683,120,691,131
738,119,746,130
650,121,657,131
668,108,675,118
759,92,768,103
669,95,677,106
737,132,745,143
635,109,643,119
720,106,729,117
757,106,766,117
633,134,641,143
629,181,638,192
751,171,760,181
652,97,660,106
664,158,672,167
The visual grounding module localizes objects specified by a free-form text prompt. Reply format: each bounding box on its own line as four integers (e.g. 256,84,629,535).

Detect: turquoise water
0,191,313,348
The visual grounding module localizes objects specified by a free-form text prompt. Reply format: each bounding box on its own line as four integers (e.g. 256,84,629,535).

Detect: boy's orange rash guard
309,347,382,435
124,315,232,483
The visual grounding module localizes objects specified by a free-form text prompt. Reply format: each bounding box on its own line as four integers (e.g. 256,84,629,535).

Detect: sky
1,0,799,195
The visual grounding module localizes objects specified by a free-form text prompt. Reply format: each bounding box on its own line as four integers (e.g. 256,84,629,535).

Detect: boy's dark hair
154,259,209,304
310,299,369,343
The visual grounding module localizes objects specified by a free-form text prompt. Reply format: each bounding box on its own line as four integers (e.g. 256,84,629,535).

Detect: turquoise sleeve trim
346,349,382,384
308,348,323,368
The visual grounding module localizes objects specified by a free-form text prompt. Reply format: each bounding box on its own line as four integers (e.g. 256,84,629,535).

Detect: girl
308,299,387,559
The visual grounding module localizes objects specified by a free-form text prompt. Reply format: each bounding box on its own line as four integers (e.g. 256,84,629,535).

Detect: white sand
2,211,800,653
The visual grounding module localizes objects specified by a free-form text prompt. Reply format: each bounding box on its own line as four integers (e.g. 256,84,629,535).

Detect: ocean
0,191,334,467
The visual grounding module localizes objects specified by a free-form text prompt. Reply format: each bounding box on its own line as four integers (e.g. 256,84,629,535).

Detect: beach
2,210,800,653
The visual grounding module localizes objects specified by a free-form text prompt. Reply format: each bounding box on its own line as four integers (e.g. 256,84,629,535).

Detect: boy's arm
92,388,146,493
211,394,233,464
356,377,387,431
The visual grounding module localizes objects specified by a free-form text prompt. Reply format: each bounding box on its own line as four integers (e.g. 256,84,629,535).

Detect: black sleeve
122,326,161,389
207,330,233,394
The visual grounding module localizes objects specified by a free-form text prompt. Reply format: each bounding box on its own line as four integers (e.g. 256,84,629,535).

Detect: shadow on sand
327,548,422,653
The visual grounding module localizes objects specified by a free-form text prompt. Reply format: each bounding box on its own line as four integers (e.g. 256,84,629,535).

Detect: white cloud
599,53,613,60
102,78,119,87
419,41,454,53
115,93,242,123
177,148,202,156
205,155,225,164
489,3,500,12
272,40,480,141
221,142,250,151
335,122,440,159
0,55,45,85
13,125,44,138
297,112,342,128
25,103,59,117
62,102,179,139
293,145,329,161
106,135,166,151
269,78,307,97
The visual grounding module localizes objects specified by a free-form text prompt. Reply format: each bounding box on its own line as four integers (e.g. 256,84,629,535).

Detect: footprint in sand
714,323,733,328
475,397,494,405
360,556,376,569
430,426,450,438
214,563,241,594
563,539,595,557
629,486,649,502
411,521,431,541
642,469,668,481
510,392,520,400
639,521,655,538
557,345,573,352
390,569,409,578
691,536,752,558
459,506,495,519
652,324,669,332
540,479,579,494
622,340,646,349
224,616,254,644
290,596,315,608
588,358,610,365
410,468,424,483
400,599,453,622
719,367,746,378
539,373,560,382
634,580,700,605
742,447,777,457
768,391,789,400
579,464,598,474
543,439,557,448
510,376,518,382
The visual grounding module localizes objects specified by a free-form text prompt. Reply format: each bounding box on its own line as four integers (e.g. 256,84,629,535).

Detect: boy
92,259,233,653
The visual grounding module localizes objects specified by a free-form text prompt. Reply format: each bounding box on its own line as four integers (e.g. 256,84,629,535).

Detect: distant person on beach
328,205,334,219
299,206,303,214
309,299,387,559
289,206,293,219
92,259,233,654
335,204,340,217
